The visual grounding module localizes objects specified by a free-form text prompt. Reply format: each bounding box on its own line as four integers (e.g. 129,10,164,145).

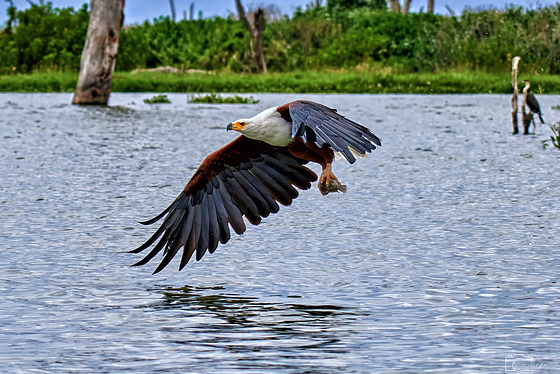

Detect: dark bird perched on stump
522,80,545,124
132,100,381,273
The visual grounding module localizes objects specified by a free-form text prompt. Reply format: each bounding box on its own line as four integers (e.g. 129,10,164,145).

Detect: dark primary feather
287,100,381,163
132,136,317,274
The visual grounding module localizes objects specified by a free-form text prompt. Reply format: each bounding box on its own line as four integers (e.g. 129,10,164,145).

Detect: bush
0,2,89,73
2,2,560,75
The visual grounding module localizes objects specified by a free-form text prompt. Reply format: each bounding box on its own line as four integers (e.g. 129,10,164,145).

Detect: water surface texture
1,93,559,373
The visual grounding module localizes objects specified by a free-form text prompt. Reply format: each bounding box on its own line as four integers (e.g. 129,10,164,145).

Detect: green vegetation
143,94,171,104
1,2,560,93
2,71,560,94
188,93,259,104
0,71,76,91
2,2,560,76
0,3,89,74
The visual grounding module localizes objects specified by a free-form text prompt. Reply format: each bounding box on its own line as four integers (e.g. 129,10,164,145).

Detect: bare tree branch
445,5,455,16
169,0,176,21
235,0,252,32
403,0,413,14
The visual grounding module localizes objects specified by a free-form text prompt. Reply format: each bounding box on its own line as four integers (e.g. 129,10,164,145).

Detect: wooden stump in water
72,0,124,105
522,107,533,135
512,98,519,134
511,57,521,134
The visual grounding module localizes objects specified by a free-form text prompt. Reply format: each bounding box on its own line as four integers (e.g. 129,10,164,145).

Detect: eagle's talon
319,163,346,195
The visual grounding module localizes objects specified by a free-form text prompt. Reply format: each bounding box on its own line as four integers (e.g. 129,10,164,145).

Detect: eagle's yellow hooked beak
227,122,245,131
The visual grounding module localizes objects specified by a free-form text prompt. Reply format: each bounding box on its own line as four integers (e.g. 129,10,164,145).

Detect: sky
0,0,558,25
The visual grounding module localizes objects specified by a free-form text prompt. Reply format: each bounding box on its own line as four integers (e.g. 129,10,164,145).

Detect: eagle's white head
226,106,293,146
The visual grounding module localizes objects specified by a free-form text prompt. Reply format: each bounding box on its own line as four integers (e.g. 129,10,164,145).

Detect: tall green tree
0,2,89,73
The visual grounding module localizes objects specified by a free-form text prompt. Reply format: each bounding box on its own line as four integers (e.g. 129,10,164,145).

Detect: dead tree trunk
511,56,520,134
389,0,413,14
235,0,267,73
403,0,413,14
252,9,266,73
427,0,434,14
389,0,401,12
72,0,124,105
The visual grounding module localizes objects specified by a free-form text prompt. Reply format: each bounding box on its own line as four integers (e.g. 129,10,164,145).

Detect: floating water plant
541,121,560,150
188,93,259,104
143,94,171,104
542,106,560,149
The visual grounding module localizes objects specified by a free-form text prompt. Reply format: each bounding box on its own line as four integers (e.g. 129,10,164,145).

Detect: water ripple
0,93,559,373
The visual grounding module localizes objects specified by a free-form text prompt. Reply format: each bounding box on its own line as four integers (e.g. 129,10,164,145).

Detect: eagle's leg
286,139,345,195
318,163,346,195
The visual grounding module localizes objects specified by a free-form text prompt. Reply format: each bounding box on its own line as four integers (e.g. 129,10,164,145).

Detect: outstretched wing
131,135,317,274
286,100,381,163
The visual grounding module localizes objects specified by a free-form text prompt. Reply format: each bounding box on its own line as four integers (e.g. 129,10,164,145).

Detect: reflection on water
1,93,559,373
123,285,371,372
157,285,349,318
150,285,364,351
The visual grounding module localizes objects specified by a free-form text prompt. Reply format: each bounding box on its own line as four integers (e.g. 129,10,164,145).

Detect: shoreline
1,71,560,94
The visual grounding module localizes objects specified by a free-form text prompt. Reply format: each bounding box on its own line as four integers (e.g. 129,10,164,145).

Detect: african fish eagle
132,100,381,273
522,80,545,124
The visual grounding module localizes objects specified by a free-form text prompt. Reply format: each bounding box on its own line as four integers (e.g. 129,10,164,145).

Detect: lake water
1,93,559,373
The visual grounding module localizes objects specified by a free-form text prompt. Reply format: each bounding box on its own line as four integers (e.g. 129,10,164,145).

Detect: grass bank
2,71,560,94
